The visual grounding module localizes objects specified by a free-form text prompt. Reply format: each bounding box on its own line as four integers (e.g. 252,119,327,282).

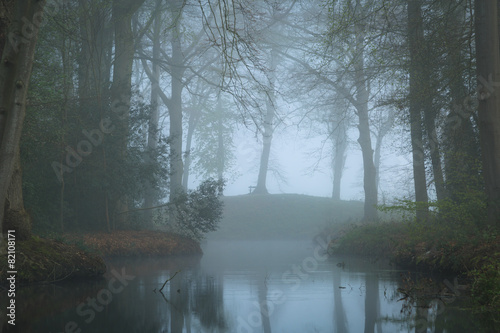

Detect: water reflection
257,275,272,333
364,271,379,333
332,272,347,333
1,240,497,333
190,273,226,331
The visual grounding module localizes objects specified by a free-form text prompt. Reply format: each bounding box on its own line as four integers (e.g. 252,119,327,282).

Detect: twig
39,266,76,285
159,270,181,292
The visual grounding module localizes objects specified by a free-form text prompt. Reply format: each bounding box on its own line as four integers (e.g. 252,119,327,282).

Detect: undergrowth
329,194,500,313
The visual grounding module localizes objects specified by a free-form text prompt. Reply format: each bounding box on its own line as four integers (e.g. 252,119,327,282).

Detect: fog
198,122,412,201
1,0,499,332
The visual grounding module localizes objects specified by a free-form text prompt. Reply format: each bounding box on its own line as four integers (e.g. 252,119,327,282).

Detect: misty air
1,0,500,332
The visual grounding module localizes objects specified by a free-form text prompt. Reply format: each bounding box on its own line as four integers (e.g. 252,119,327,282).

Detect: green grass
207,193,365,240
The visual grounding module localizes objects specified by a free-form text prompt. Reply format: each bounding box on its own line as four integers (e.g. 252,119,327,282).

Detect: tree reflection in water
364,271,381,333
258,274,272,333
333,271,348,333
160,269,227,332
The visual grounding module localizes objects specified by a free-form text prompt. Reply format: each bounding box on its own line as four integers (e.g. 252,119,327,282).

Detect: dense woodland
0,0,499,241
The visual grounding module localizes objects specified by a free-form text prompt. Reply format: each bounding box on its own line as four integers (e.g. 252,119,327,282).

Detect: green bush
157,179,225,240
378,189,487,245
470,260,500,310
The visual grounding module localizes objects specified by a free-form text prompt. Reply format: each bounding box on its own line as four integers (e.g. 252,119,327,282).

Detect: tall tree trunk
182,106,200,191
110,0,145,229
443,2,480,203
253,105,273,194
374,110,394,195
407,0,429,221
331,118,347,201
424,111,447,200
169,0,185,203
143,0,162,226
353,12,378,221
58,19,74,232
254,48,278,195
475,0,500,228
77,0,91,103
0,0,45,237
406,0,446,202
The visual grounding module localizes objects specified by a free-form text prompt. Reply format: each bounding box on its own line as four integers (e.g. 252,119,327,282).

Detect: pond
1,239,496,332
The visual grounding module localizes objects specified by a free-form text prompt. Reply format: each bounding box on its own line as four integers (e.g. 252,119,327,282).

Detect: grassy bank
208,193,365,240
329,220,500,312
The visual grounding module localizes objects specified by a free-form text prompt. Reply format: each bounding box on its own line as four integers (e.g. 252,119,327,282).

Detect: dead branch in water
159,270,181,292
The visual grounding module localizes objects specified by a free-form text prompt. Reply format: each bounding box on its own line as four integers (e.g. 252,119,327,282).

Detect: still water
2,240,496,332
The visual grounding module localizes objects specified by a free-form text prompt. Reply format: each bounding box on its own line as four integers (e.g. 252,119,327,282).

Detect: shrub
470,260,500,311
158,179,225,240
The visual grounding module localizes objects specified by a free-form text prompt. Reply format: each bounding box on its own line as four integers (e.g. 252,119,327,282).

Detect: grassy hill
206,193,365,240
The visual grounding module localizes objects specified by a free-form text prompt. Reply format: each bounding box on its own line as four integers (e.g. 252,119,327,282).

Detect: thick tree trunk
356,103,378,221
143,1,162,226
169,86,183,198
3,153,31,239
182,107,200,191
331,119,347,201
475,0,500,228
374,110,394,193
354,20,378,221
0,0,44,236
407,0,446,202
407,0,429,221
77,0,113,101
77,0,91,102
425,113,447,200
58,24,75,232
443,4,480,201
253,100,274,195
254,48,278,195
110,0,145,229
169,0,185,202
